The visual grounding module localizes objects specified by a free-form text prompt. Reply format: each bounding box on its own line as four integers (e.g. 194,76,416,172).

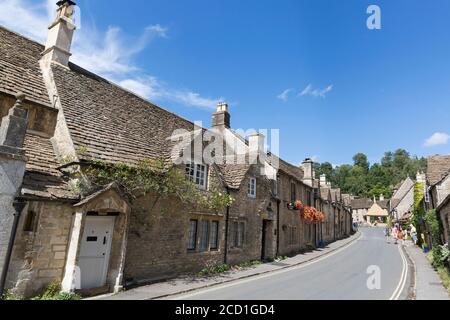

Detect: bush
199,264,231,276
0,290,23,300
32,282,81,301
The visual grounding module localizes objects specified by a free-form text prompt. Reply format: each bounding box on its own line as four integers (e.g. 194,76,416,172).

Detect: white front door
79,216,115,289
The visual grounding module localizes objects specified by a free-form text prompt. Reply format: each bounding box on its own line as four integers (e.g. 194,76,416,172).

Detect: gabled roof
427,155,450,186
391,177,414,200
216,163,251,190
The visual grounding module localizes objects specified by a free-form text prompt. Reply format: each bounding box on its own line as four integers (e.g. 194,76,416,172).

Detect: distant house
351,196,388,225
389,177,415,223
426,155,450,245
366,199,389,224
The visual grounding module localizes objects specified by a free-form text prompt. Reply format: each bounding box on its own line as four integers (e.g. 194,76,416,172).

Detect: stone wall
7,201,73,297
436,175,450,208
226,166,275,265
439,202,450,245
277,171,314,256
123,192,225,285
124,167,228,285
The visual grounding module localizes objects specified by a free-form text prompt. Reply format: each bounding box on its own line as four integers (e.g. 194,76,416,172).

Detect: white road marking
169,234,362,300
389,244,408,300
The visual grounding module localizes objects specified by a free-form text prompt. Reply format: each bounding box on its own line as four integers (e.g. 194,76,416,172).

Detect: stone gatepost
0,93,28,280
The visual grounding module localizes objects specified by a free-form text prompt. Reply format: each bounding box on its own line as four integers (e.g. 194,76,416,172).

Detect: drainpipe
223,187,230,265
276,199,280,257
0,201,26,297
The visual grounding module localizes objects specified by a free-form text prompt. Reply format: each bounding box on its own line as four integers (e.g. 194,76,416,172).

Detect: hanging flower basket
302,206,325,223
294,200,304,211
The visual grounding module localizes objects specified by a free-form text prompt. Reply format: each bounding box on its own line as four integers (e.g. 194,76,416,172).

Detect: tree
314,149,426,199
353,153,370,173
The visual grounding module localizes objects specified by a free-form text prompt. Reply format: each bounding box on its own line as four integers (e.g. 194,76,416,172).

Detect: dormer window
248,177,257,198
185,162,208,189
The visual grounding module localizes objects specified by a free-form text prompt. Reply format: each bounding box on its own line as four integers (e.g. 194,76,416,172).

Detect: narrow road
170,228,410,300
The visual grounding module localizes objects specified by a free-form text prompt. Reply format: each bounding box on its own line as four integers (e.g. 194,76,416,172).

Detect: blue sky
1,0,449,166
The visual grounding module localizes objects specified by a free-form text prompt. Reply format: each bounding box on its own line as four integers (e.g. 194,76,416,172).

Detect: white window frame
186,162,208,190
248,177,257,198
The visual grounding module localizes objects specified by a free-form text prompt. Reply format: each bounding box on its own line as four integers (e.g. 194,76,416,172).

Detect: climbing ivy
410,182,426,246
425,209,444,267
73,158,234,212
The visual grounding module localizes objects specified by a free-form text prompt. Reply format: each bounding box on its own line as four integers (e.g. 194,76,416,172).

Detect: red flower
294,200,304,211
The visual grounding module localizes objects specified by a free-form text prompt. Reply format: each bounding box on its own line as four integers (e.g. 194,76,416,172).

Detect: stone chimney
0,93,28,153
248,132,265,165
301,158,314,187
212,102,230,129
42,0,77,66
416,171,426,184
320,174,327,187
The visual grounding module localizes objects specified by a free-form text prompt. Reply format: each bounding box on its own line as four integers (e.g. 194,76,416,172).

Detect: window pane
188,220,197,250
199,221,209,252
233,222,239,247
210,221,219,250
291,183,296,203
238,222,245,247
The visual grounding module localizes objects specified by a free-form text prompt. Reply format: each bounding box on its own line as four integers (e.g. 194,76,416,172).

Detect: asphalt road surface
170,228,410,300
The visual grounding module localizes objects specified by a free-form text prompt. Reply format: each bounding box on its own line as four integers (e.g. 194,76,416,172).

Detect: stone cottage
0,1,350,298
426,155,450,245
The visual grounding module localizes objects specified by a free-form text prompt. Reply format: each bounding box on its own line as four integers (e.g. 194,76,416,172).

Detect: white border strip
389,244,408,300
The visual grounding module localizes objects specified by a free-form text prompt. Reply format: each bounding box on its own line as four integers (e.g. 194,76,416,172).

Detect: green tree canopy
314,150,426,198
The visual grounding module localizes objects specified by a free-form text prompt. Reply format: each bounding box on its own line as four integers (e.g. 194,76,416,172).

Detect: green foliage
199,264,231,276
77,158,234,212
425,209,444,267
198,260,262,277
32,282,81,301
410,183,426,247
426,250,450,293
0,290,23,300
315,149,426,199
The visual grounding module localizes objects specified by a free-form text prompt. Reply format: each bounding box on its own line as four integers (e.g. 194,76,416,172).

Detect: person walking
384,226,390,243
393,224,399,244
397,228,404,245
410,224,418,245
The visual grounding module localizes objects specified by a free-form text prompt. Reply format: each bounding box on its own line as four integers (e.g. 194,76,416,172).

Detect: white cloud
0,0,221,110
299,84,333,98
277,89,293,102
424,132,450,147
118,77,222,110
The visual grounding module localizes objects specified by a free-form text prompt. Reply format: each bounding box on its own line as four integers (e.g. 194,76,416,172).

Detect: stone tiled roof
21,133,76,200
51,63,200,166
427,155,450,186
351,198,373,209
377,200,389,210
342,194,352,206
0,27,51,106
277,158,304,181
216,163,251,190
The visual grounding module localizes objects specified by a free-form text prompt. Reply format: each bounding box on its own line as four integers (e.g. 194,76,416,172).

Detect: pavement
404,242,450,300
88,231,361,300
